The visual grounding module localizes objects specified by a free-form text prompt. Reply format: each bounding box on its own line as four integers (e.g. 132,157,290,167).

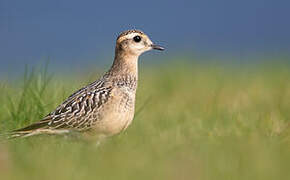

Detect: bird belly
91,89,135,137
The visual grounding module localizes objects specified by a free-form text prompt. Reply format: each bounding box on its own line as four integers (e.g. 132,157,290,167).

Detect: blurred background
1,0,290,76
1,1,290,180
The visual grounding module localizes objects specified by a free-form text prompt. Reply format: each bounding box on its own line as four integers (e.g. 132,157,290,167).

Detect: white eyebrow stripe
123,33,141,40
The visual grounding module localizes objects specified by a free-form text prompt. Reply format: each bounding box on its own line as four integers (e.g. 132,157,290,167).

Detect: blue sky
1,0,290,75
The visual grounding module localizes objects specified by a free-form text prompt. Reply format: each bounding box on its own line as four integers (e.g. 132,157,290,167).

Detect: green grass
1,61,290,180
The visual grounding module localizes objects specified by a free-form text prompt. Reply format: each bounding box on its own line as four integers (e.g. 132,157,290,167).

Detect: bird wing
47,85,113,131
13,77,113,134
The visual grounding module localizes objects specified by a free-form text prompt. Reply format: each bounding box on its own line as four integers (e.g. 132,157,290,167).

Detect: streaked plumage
10,29,164,139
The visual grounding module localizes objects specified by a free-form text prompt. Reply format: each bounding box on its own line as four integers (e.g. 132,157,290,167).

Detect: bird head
116,30,164,56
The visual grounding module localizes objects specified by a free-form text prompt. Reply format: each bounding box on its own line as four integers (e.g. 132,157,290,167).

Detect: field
1,60,290,180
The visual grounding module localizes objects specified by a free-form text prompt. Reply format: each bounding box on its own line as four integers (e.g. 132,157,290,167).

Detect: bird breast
91,86,136,137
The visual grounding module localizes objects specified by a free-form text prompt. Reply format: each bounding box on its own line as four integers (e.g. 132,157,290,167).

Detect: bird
9,29,164,139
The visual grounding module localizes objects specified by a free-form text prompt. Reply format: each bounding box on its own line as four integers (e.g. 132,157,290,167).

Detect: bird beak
151,44,165,51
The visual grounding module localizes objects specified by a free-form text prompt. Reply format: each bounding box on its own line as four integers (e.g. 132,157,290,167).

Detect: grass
1,60,290,180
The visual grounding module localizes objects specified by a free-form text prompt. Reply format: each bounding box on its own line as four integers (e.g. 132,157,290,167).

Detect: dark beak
151,44,165,51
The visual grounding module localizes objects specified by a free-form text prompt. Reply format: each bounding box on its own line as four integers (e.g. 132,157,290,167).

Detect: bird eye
133,36,141,43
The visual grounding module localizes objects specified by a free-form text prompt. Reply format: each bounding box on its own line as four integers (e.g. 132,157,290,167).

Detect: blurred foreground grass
1,61,290,180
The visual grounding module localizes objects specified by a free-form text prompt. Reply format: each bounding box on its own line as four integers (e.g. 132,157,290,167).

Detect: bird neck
109,51,139,80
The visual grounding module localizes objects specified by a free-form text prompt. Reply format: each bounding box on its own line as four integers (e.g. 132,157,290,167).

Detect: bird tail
1,117,71,140
4,120,51,139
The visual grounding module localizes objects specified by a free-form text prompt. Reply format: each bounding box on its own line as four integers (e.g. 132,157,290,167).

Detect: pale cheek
136,44,145,50
130,44,144,51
